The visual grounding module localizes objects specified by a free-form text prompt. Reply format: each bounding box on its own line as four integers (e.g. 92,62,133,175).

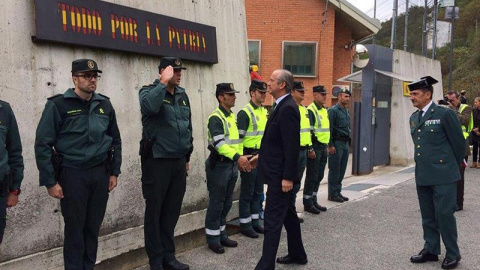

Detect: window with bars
282,41,317,77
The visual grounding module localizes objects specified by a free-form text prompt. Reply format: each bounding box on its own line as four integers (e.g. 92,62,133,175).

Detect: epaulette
47,94,63,100
98,93,110,99
142,83,155,88
411,110,419,116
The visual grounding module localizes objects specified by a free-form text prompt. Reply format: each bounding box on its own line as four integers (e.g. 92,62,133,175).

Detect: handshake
237,154,259,172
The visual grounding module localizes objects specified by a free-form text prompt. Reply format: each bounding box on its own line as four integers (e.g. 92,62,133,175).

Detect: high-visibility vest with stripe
459,104,474,139
299,105,312,147
308,102,330,144
240,103,268,149
207,108,242,160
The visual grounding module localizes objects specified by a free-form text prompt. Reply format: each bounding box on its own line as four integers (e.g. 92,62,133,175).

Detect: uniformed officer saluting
139,57,193,270
237,80,268,239
408,76,464,270
35,59,122,270
0,99,24,245
205,83,252,254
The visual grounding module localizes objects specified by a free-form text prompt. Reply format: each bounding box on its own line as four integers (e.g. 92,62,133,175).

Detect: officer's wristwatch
10,189,21,195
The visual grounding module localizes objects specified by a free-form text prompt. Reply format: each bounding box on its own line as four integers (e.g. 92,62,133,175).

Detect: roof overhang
328,0,382,41
337,69,416,84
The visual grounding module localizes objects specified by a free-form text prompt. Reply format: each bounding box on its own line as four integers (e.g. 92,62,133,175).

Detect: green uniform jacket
410,102,465,186
139,80,193,161
328,104,351,146
35,89,122,187
0,100,24,190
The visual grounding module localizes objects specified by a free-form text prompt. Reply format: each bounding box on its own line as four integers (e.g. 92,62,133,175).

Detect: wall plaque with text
33,0,218,64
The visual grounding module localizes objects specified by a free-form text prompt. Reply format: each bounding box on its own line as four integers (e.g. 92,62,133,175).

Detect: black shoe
328,196,344,203
442,256,461,269
163,259,190,270
241,229,259,238
314,202,327,212
410,249,439,263
220,238,238,247
339,194,349,201
298,217,304,223
455,205,463,211
208,243,225,254
150,265,164,270
304,205,321,214
276,255,308,265
253,225,265,234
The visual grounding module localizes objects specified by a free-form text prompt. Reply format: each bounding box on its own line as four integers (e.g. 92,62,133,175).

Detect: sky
346,0,430,22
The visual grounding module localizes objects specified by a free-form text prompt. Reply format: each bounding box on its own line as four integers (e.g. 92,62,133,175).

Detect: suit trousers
141,157,187,267
60,164,109,270
328,140,349,197
205,158,238,244
239,168,263,230
304,144,328,206
255,182,306,270
416,182,460,259
291,149,307,205
0,195,5,244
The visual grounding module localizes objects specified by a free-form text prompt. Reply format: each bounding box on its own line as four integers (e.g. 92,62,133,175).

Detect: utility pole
390,0,398,49
448,4,456,90
374,0,377,19
422,0,428,56
404,0,409,51
432,0,438,59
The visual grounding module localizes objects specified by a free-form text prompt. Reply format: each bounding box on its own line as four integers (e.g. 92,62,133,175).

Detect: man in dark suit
255,69,306,270
408,76,464,270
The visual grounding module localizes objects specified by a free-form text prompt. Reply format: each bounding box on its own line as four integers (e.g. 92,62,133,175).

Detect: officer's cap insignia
300,82,304,88
262,82,267,89
175,59,181,66
87,60,95,69
230,83,234,90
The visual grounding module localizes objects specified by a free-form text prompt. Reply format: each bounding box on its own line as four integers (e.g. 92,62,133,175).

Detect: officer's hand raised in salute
159,65,174,85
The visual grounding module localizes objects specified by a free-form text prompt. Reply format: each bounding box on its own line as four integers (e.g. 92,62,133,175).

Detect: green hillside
366,0,480,100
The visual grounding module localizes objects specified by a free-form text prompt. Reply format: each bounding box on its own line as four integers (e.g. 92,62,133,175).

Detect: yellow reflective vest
459,104,473,139
240,103,267,150
207,108,242,160
299,105,312,147
308,102,330,144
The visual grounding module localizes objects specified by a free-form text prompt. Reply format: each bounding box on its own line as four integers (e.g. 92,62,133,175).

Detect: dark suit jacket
258,94,300,185
410,102,465,186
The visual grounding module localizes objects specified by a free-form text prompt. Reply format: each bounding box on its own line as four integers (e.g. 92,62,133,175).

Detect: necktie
418,110,423,122
272,102,277,111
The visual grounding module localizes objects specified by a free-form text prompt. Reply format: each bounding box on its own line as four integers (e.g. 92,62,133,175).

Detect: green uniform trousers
239,168,263,230
416,182,460,259
328,140,349,197
205,158,238,244
304,144,328,206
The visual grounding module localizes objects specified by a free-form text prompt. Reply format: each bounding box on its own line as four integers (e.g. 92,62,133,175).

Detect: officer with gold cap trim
408,76,464,269
205,83,252,254
327,87,352,203
237,80,268,239
35,59,122,270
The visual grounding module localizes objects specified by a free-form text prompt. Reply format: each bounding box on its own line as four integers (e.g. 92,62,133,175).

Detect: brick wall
245,0,353,107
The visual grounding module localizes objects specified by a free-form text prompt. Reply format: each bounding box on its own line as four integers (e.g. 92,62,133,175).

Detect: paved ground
135,165,480,270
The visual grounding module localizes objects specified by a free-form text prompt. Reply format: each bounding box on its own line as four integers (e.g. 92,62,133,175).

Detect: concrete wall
0,0,250,268
390,50,443,166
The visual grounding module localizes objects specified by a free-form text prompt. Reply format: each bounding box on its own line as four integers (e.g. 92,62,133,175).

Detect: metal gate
372,74,392,166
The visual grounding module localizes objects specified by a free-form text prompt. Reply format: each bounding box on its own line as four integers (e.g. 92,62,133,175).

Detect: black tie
272,102,277,111
418,110,423,122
